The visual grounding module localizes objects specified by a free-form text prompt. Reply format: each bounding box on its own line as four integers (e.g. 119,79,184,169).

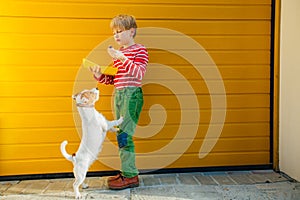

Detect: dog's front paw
109,127,119,132
118,116,124,124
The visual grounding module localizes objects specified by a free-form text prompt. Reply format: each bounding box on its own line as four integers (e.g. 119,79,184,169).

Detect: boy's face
112,28,135,46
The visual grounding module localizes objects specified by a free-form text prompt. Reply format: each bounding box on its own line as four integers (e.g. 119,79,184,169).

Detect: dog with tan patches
60,88,123,199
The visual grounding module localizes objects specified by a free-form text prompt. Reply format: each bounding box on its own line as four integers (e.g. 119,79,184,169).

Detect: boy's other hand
107,46,126,62
89,65,102,78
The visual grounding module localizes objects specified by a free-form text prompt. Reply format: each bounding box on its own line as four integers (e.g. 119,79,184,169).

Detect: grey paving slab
0,182,18,194
85,189,130,200
131,186,176,200
218,185,269,200
263,172,289,182
177,174,199,185
23,180,50,194
156,174,178,185
227,171,252,182
2,180,32,195
194,174,218,185
211,175,237,185
1,195,61,200
43,179,70,194
248,173,270,183
139,175,160,187
64,179,74,191
202,171,227,176
173,185,221,200
84,177,107,190
132,185,222,200
251,172,283,184
294,182,300,190
227,170,252,175
229,174,255,184
0,191,131,200
252,169,275,174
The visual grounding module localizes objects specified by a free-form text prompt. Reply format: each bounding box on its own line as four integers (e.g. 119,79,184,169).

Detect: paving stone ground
0,170,299,200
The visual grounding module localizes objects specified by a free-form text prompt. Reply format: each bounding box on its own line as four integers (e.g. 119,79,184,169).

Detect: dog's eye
81,97,88,103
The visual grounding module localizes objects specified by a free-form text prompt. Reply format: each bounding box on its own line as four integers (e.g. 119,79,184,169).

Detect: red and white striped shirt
95,44,148,89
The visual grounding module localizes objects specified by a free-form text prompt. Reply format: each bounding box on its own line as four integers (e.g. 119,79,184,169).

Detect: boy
89,14,148,190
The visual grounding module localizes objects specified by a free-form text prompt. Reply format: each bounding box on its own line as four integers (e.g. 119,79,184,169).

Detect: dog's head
72,88,99,106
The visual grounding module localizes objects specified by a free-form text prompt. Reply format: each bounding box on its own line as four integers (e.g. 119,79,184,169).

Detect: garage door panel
0,33,270,51
0,50,270,66
0,94,269,113
0,137,269,162
0,123,269,145
0,80,269,97
0,152,269,176
0,18,271,35
1,1,271,20
0,108,269,129
0,65,270,82
167,152,270,168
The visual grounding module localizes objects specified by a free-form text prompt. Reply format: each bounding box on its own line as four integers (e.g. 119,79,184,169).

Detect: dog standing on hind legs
60,88,123,199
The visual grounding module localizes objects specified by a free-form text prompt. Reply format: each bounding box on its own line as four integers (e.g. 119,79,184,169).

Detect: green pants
114,87,143,178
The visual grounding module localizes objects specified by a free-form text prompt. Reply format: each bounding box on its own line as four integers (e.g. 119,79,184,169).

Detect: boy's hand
107,46,126,62
89,65,102,78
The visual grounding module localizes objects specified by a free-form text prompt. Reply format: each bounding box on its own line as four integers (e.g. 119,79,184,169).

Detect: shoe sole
109,183,139,190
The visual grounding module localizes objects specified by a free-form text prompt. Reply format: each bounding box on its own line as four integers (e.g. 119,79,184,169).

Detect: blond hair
110,14,137,37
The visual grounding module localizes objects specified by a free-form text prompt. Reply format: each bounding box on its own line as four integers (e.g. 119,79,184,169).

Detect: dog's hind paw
82,183,89,189
75,194,82,199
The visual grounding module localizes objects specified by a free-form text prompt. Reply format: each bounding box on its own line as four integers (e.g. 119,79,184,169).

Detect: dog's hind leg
73,179,82,199
73,166,88,199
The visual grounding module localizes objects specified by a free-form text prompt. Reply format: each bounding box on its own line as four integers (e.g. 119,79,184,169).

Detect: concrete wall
279,0,300,181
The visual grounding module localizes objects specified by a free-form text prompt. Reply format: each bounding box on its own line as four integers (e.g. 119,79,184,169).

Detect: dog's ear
72,93,79,100
91,88,99,93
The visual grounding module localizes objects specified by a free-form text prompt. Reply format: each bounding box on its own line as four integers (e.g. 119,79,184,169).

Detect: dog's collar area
76,103,94,108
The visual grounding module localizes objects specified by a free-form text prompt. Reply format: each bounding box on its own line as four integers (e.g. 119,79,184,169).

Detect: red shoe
108,173,122,182
108,175,139,190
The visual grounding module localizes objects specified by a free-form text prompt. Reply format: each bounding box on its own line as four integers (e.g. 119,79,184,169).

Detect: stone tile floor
0,170,300,199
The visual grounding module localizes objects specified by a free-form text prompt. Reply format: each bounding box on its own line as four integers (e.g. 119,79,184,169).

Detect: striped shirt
95,44,148,89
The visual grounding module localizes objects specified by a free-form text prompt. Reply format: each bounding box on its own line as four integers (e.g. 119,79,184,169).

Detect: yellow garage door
0,0,272,176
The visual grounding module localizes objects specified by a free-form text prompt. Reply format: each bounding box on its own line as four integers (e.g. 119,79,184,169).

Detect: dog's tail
60,140,75,162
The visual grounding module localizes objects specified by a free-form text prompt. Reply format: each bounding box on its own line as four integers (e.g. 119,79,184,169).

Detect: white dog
60,88,123,199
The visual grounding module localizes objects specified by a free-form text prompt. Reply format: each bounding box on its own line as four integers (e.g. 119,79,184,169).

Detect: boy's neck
123,40,135,49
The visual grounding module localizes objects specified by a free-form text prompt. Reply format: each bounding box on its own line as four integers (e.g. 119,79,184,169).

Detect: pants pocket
129,90,144,124
117,132,128,148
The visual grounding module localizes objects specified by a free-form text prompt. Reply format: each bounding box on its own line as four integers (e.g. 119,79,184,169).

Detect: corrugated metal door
0,0,272,176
